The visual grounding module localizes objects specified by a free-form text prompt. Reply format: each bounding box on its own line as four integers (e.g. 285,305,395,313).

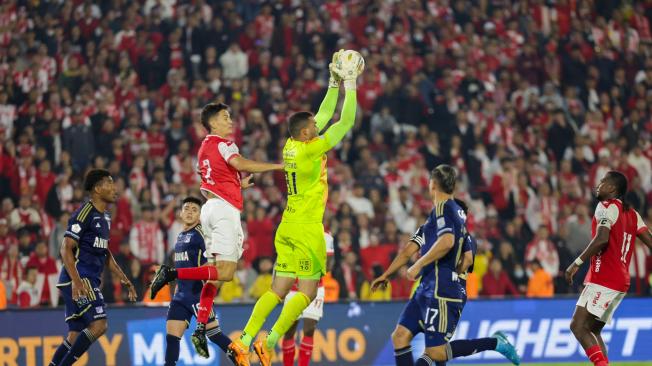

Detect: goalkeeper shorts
274,222,326,280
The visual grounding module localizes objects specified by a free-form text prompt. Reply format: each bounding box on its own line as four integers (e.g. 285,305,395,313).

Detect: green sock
266,292,311,349
241,290,282,347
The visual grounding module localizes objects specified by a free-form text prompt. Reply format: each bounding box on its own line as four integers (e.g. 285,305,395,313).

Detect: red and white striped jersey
197,135,242,210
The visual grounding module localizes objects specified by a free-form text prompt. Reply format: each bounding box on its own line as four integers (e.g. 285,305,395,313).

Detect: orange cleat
228,339,251,366
253,336,274,366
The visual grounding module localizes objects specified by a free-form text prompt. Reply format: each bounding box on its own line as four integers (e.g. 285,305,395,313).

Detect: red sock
177,266,218,281
196,282,217,324
586,345,608,366
298,335,313,366
282,338,296,366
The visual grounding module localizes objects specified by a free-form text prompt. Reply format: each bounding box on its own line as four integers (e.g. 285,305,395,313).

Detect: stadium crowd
1,0,652,309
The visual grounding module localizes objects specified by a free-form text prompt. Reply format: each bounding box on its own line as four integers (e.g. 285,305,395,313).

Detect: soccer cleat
253,336,274,366
191,323,210,358
492,331,521,365
149,265,176,299
227,339,251,366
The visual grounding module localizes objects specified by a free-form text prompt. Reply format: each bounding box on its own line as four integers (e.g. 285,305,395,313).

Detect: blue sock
415,355,433,366
394,346,414,366
447,338,497,358
49,339,71,366
207,326,236,363
165,334,181,366
59,329,96,366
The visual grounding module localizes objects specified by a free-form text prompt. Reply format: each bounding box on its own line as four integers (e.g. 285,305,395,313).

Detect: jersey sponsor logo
93,237,108,249
593,292,602,306
174,251,190,262
71,223,81,233
595,255,602,272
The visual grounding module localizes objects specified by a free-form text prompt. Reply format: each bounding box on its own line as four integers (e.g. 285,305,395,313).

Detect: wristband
328,76,339,88
343,79,356,90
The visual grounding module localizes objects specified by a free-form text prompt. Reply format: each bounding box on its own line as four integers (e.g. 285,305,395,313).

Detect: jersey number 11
285,171,298,195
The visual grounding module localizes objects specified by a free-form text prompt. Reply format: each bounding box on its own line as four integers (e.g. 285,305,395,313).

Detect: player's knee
303,322,317,337
215,261,236,281
424,346,447,362
391,327,412,348
89,320,108,337
570,317,587,336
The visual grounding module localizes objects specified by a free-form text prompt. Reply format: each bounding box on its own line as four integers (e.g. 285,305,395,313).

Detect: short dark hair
200,102,229,132
182,196,203,207
431,164,457,194
288,111,313,138
84,169,111,192
606,170,630,210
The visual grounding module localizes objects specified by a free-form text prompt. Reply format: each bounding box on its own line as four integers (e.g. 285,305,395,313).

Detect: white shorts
576,282,626,324
200,197,244,262
286,287,325,321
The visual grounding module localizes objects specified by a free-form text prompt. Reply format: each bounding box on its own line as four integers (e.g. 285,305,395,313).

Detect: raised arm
314,87,340,132
320,89,356,149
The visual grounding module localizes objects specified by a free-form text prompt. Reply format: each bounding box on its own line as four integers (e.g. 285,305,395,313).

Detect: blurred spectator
245,207,275,263
129,205,165,265
333,251,363,300
347,184,375,218
465,272,480,300
361,265,391,301
527,260,555,298
0,244,21,304
525,226,560,278
249,257,274,300
220,43,248,79
0,218,17,255
481,258,520,297
17,266,41,308
25,241,58,306
48,213,69,259
0,280,6,310
8,195,41,232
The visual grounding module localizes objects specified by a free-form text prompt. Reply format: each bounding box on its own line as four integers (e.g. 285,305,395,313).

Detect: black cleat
191,323,209,358
149,265,176,299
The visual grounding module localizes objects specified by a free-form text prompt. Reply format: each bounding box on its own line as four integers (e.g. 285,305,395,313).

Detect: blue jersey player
373,165,520,366
165,196,237,366
49,169,137,366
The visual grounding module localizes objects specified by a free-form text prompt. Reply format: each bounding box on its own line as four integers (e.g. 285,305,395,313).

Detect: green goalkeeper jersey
281,88,357,224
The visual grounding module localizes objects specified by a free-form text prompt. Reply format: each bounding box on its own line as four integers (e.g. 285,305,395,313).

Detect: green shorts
274,222,326,280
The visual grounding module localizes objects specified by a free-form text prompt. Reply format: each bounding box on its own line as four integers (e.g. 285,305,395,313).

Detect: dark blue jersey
172,225,206,302
58,202,111,286
413,199,467,302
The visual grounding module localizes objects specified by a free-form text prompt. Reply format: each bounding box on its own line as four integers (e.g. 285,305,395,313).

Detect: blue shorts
166,299,216,326
398,292,464,347
58,280,107,332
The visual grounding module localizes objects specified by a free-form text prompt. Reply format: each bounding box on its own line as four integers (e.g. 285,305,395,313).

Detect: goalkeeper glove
332,50,364,90
328,50,343,88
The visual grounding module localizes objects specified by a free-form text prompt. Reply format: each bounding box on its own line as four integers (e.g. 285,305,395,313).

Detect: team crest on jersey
71,224,81,233
437,217,446,228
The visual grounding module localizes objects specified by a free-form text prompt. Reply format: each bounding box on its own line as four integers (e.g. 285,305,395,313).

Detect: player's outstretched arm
371,241,420,291
407,234,454,280
106,251,137,301
313,87,340,132
228,155,284,173
60,237,93,300
565,226,610,285
319,87,356,148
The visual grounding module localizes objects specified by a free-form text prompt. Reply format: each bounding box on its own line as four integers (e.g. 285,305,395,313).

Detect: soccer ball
334,50,365,79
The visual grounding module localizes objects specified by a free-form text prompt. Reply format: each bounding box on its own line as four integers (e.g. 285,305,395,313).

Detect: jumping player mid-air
565,171,652,366
229,50,363,366
49,169,137,366
150,101,284,363
281,233,335,366
384,165,520,366
164,196,238,366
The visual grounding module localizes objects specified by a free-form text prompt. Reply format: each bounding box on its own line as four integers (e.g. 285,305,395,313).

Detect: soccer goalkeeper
229,50,363,366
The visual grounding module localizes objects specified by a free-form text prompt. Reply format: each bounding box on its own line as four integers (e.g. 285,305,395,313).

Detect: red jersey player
151,102,283,363
565,171,652,366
